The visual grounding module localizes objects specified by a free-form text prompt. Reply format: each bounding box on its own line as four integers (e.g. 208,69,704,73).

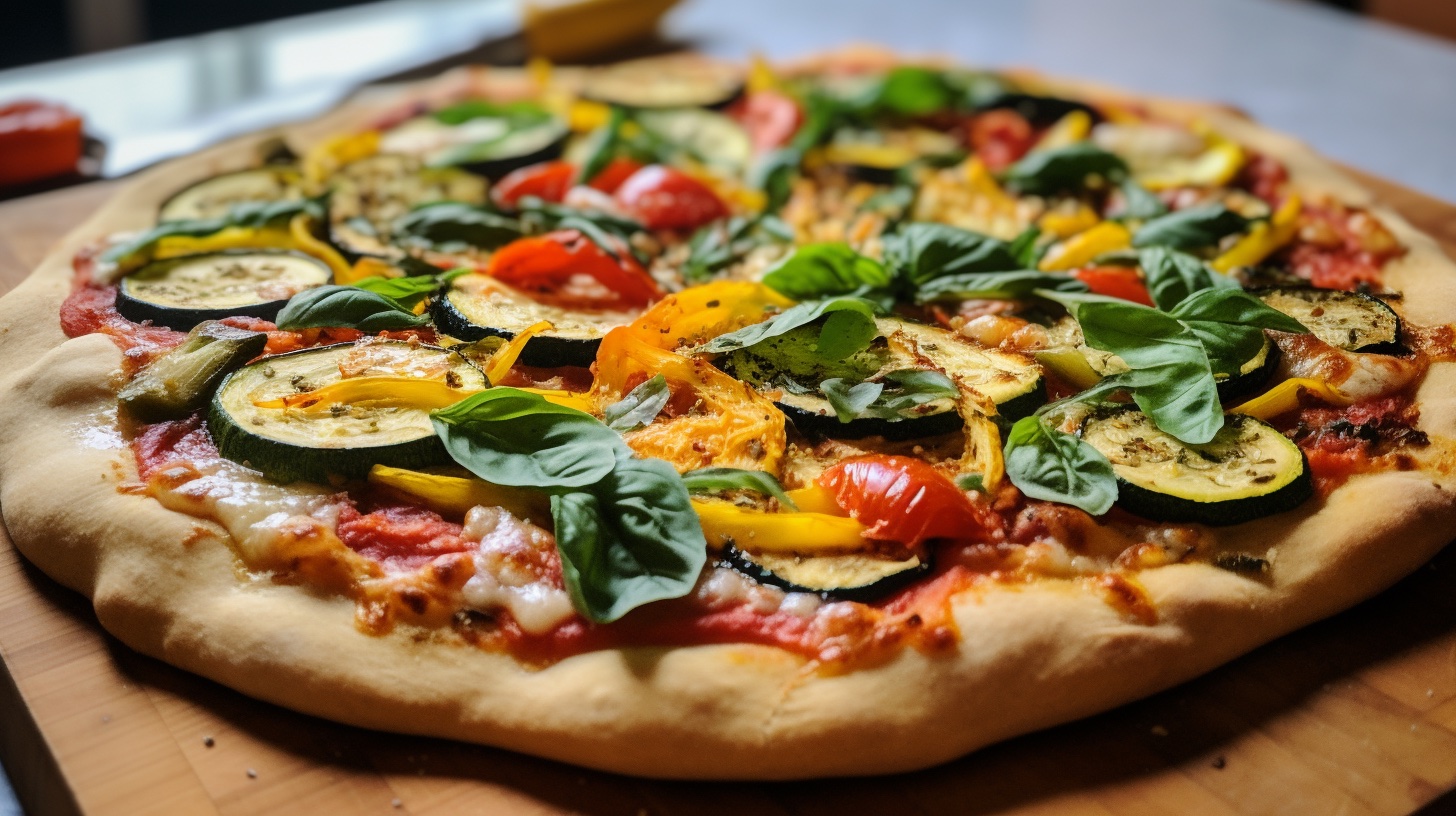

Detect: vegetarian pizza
3,48,1455,779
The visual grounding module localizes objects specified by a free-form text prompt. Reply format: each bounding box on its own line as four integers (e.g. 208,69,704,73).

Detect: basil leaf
751,147,803,214
1138,246,1238,310
1001,143,1129,195
866,66,958,117
883,223,1020,287
683,216,793,284
1003,416,1117,515
817,307,881,360
915,270,1088,303
106,197,323,270
761,242,893,300
274,285,429,332
955,473,987,493
1132,204,1249,250
551,455,707,623
433,100,552,128
430,388,621,489
603,374,671,433
392,202,524,251
351,267,467,310
577,105,629,185
696,297,880,356
1167,288,1308,375
681,467,799,510
1008,225,1043,268
1118,178,1168,220
820,378,884,422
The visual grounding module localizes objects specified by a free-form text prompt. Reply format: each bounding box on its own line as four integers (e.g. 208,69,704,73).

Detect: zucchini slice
633,109,753,177
581,58,744,109
1080,408,1312,526
328,154,489,259
723,546,929,603
382,116,569,179
116,250,331,331
1257,287,1402,354
717,316,1043,439
430,272,633,368
821,127,962,185
1045,316,1277,400
209,341,487,484
158,166,305,222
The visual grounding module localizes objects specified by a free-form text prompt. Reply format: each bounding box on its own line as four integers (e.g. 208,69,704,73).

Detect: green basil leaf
761,242,893,300
1001,143,1129,196
430,388,621,489
915,269,1088,303
681,467,799,510
1138,246,1238,310
433,100,552,128
1117,178,1168,221
351,267,467,310
866,66,958,117
392,202,524,251
551,455,707,623
820,369,957,422
817,307,881,360
603,374,671,433
577,105,629,186
274,285,429,332
820,378,884,422
1167,287,1308,375
682,216,792,284
883,223,1020,286
696,297,880,356
1132,204,1249,250
955,473,987,493
1003,416,1117,515
1008,225,1043,268
106,197,323,270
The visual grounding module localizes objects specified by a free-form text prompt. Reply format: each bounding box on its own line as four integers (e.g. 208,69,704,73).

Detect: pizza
3,47,1455,779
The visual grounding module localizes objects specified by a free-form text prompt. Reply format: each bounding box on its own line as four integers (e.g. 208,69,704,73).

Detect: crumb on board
203,736,215,748
1212,755,1227,770
246,768,258,779
1150,725,1169,737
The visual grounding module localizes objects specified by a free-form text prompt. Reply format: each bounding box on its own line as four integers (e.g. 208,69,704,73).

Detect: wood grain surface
1,175,1455,816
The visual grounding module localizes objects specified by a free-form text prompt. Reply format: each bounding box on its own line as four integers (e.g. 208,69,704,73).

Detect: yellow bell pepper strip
623,280,793,350
821,142,919,173
1229,377,1352,421
568,99,612,132
253,376,594,414
339,256,399,287
1034,110,1092,152
287,214,353,280
783,484,847,516
1139,126,1245,191
303,130,378,184
1212,194,1303,273
1036,204,1101,239
485,320,552,383
958,402,1006,491
592,327,788,473
153,225,295,259
1034,347,1103,391
747,53,781,93
693,500,871,552
965,157,1019,211
1038,221,1132,271
368,465,549,524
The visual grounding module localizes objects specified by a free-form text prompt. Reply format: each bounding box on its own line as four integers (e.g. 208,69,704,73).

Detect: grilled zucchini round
116,250,331,331
328,154,489,260
1257,287,1402,354
430,272,631,368
723,546,930,603
581,59,744,109
209,341,486,484
1080,408,1312,526
158,166,305,222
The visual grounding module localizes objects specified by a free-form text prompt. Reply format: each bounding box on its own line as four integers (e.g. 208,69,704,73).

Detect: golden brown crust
2,59,1455,780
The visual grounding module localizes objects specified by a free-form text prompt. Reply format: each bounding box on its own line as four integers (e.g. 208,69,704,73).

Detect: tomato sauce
1289,394,1427,494
1282,202,1404,291
133,416,220,481
335,501,473,573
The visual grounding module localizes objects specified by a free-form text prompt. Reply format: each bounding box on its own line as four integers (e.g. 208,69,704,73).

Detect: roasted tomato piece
1074,266,1155,307
614,165,729,231
0,100,84,187
490,160,576,209
728,90,804,152
485,229,662,310
817,455,990,547
585,157,646,194
966,109,1035,172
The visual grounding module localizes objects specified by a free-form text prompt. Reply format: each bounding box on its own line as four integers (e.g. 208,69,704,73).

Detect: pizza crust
2,62,1455,780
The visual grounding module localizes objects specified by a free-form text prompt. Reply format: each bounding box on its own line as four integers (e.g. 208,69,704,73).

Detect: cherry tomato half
585,157,645,195
486,229,662,310
967,109,1034,173
816,455,991,547
1073,266,1155,307
0,100,83,188
728,90,804,152
614,165,729,232
490,160,575,209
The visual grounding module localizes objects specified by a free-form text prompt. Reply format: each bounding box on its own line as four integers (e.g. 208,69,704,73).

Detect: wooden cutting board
2,175,1455,816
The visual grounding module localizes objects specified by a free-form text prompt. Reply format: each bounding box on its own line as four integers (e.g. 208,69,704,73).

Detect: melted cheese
460,505,576,635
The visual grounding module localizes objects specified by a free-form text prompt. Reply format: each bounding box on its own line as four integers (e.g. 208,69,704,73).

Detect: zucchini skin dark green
452,129,569,180
428,292,600,368
1112,465,1313,527
720,547,931,603
206,342,478,485
1214,340,1280,401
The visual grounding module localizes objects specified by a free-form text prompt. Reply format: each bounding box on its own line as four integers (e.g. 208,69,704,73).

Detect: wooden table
2,177,1455,816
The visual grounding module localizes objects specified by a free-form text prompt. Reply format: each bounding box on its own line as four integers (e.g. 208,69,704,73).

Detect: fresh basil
392,202,524,251
433,100,553,128
1132,204,1249,250
882,223,1020,287
430,388,622,489
1118,178,1168,220
955,473,987,493
1138,246,1238,310
864,66,960,117
1001,143,1129,195
821,368,958,422
577,105,629,185
1167,288,1308,375
603,374,671,433
696,297,880,359
682,215,793,284
350,267,468,310
915,270,1088,303
681,467,799,510
1008,225,1043,268
761,242,894,300
274,285,429,332
105,197,324,270
551,455,707,623
1003,415,1117,515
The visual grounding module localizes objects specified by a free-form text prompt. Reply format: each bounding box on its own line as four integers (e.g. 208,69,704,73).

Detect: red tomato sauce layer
1286,395,1427,495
